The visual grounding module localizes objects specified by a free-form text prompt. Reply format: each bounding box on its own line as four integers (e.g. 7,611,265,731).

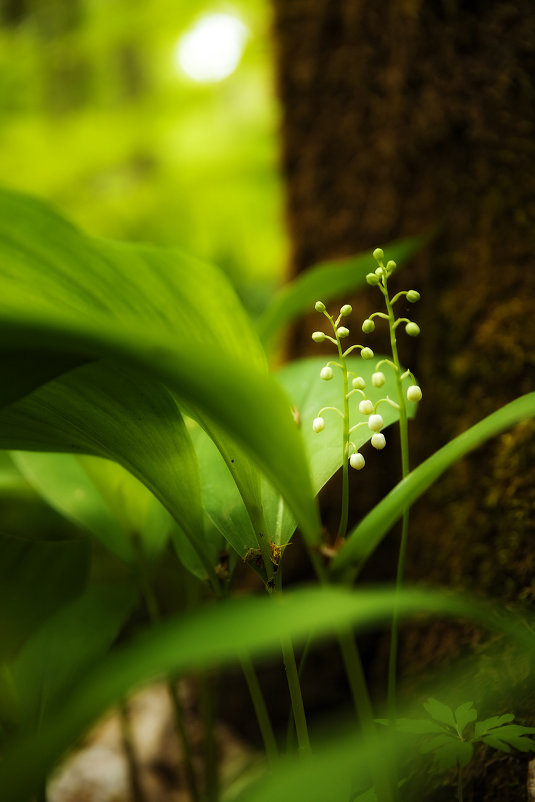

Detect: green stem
333,326,350,541
281,635,311,754
119,699,148,802
240,656,279,764
131,535,201,802
457,764,464,802
382,280,411,757
199,671,219,802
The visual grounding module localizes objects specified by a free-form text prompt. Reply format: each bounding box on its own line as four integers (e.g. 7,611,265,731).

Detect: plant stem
457,764,464,802
335,327,350,541
119,699,148,802
131,535,201,802
280,635,311,754
240,655,279,764
199,671,219,802
382,285,411,723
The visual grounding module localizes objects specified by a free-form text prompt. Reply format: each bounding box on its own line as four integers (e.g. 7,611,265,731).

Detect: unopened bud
368,414,384,432
372,371,386,388
320,366,334,381
315,301,326,312
407,290,420,303
366,273,380,286
371,432,386,450
407,385,422,402
386,260,397,272
359,399,374,416
361,347,374,360
340,304,352,317
312,417,325,433
312,331,326,343
352,376,366,390
373,248,384,261
337,326,350,338
350,452,365,470
405,322,421,337
362,319,375,334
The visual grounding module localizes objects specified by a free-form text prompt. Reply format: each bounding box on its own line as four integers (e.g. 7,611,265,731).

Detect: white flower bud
405,322,420,337
315,301,326,312
386,260,396,272
320,366,334,381
312,417,325,433
372,371,386,388
352,376,366,390
407,385,422,402
337,326,350,338
362,319,375,334
340,304,352,316
350,452,365,470
366,272,380,286
359,399,374,415
371,432,386,450
361,347,374,360
407,290,420,303
312,331,326,343
368,414,384,432
373,248,384,261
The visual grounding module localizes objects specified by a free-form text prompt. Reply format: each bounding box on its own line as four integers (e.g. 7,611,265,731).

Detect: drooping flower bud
368,414,384,432
359,399,374,415
372,371,386,388
340,304,352,317
350,452,365,470
312,331,326,343
320,366,334,381
407,385,422,402
361,347,374,360
386,260,397,272
373,248,384,261
312,417,325,433
406,290,420,303
371,432,386,450
315,301,326,312
352,376,366,390
405,322,420,337
362,319,375,334
337,326,350,338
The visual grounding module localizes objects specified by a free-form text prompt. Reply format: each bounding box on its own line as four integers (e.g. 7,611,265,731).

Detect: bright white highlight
175,13,248,83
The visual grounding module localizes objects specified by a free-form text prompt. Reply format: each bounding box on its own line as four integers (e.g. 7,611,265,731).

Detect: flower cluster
310,248,422,472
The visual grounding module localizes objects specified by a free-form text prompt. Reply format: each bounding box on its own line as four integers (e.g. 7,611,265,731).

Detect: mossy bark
271,1,535,797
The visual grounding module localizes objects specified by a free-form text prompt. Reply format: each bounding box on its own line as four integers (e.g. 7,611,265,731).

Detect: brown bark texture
271,1,535,797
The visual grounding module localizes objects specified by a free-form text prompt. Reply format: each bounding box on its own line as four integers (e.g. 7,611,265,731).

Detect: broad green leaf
257,235,425,348
10,583,136,728
419,733,457,754
0,188,319,547
0,532,90,663
263,357,418,545
0,585,529,801
480,725,535,752
331,392,535,576
431,739,473,770
474,713,515,738
454,702,477,736
423,698,456,729
0,362,212,579
12,453,171,563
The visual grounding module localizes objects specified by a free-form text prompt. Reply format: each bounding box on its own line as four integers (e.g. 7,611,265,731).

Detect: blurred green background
0,0,287,308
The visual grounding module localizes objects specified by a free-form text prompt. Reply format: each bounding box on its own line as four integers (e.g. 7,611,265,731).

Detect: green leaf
10,583,136,727
0,584,528,802
257,236,425,348
480,725,535,753
423,698,456,729
420,733,458,754
0,187,319,550
262,357,418,545
474,713,515,738
0,532,90,663
431,740,473,770
331,393,535,576
454,702,478,737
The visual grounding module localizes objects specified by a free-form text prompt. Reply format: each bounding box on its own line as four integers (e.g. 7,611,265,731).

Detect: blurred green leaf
377,718,447,735
331,392,535,577
0,532,90,663
257,236,425,348
474,713,514,738
0,187,319,549
0,584,527,801
423,698,456,729
10,583,137,728
454,702,477,737
479,725,535,753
